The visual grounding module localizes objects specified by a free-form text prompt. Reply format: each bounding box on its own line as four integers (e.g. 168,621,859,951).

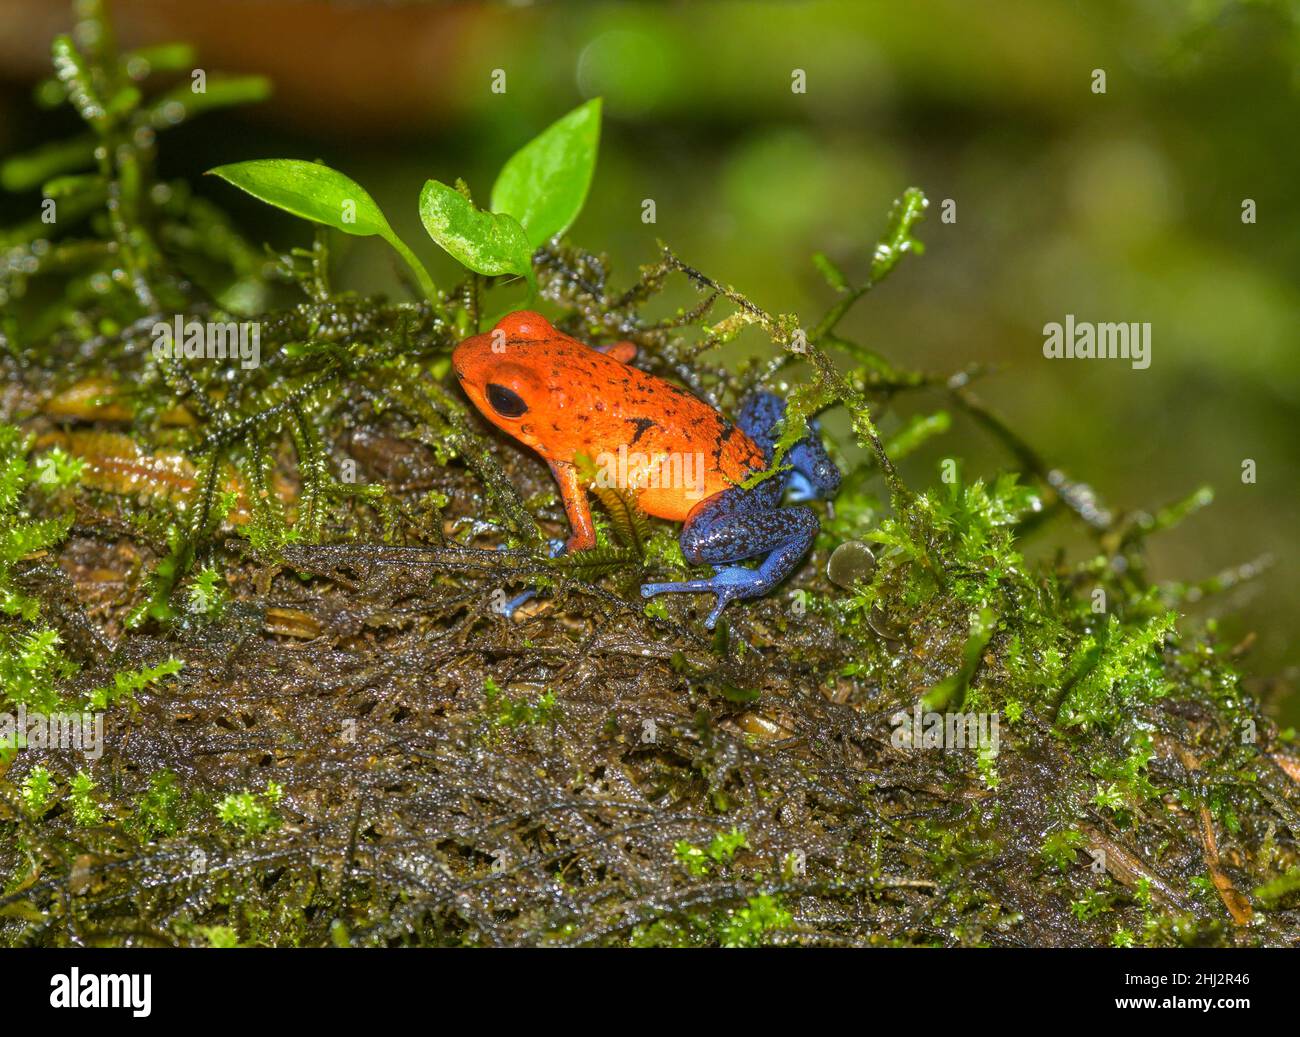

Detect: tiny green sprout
1111,928,1136,948
0,627,77,713
21,766,56,816
69,770,103,826
1092,782,1125,812
483,677,558,728
977,743,1000,790
0,424,77,623
215,490,240,524
33,446,85,490
1070,890,1112,922
782,850,805,881
130,770,184,840
1040,828,1087,872
675,827,749,877
675,840,710,877
217,780,283,836
186,565,227,620
717,894,792,948
708,827,749,862
1253,865,1300,908
643,597,670,622
86,656,183,711
198,925,240,948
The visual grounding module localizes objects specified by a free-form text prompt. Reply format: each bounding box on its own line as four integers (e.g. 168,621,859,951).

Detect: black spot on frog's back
627,416,659,444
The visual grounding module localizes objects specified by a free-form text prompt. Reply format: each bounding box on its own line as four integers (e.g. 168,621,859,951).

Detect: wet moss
0,1,1297,948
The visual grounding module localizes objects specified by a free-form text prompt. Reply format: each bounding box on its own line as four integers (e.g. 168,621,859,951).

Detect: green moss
0,0,1295,949
216,782,284,838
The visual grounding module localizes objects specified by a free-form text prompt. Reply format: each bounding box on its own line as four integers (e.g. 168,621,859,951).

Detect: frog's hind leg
640,488,818,629
737,391,840,502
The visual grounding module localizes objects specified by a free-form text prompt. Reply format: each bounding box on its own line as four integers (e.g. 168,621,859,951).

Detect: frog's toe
495,587,538,617
488,539,565,618
640,566,764,628
641,577,716,598
702,592,739,629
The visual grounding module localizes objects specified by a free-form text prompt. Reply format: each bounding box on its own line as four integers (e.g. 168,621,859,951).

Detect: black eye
486,383,528,418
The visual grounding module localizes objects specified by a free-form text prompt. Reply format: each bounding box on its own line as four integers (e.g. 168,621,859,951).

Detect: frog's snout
450,334,488,390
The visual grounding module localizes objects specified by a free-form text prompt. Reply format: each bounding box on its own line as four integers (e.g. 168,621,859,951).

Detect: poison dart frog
452,311,840,628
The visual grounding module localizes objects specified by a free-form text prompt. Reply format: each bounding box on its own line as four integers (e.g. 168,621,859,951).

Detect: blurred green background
1,0,1296,717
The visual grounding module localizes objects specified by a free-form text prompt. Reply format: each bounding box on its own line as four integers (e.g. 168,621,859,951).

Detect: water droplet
827,540,875,589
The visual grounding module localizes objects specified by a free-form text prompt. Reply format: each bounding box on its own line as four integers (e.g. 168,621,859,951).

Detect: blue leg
640,486,818,629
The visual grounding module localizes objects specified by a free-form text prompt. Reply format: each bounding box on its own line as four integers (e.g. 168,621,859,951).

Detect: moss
0,0,1296,948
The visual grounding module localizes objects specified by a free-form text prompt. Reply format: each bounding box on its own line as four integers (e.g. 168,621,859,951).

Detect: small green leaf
51,35,108,131
490,98,601,247
419,179,535,287
812,252,849,292
208,158,392,237
0,136,97,192
207,159,439,304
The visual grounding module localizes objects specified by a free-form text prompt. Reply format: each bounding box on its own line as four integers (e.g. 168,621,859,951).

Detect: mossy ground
1,1,1298,948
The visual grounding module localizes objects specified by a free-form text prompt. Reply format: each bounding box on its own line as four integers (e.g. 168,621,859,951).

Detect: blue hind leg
640,487,818,629
639,391,836,628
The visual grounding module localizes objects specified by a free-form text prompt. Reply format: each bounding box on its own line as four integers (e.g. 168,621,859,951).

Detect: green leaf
0,135,97,192
208,158,392,237
143,75,272,128
812,252,849,292
868,186,928,283
207,159,438,303
419,179,535,287
490,98,601,247
51,35,109,131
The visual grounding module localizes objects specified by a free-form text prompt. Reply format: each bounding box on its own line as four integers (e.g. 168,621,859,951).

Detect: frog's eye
486,382,528,418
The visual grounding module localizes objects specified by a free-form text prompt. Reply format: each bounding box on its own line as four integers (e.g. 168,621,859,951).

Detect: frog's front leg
498,460,594,617
640,487,818,629
549,460,596,552
736,391,840,503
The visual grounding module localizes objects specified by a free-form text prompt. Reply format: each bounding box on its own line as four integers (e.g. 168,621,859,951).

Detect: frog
452,311,840,628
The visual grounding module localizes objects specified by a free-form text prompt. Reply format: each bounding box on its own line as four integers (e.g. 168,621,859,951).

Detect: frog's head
452,311,557,445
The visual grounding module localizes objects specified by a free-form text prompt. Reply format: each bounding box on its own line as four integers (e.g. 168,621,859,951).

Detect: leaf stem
384,233,447,319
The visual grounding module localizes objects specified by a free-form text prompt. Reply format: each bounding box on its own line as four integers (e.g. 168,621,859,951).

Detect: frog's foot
641,566,768,629
493,538,566,618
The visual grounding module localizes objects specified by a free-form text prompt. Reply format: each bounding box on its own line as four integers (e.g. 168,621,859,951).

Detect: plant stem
385,232,447,320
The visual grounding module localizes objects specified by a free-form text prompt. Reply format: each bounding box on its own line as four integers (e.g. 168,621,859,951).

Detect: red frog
452,311,840,627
